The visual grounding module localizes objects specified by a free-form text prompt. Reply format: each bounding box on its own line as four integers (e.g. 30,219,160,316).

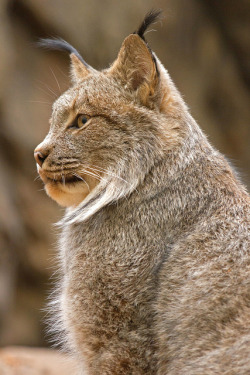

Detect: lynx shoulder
35,11,250,375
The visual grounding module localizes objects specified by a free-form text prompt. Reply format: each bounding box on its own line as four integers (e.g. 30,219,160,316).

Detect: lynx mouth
46,174,83,184
38,167,84,185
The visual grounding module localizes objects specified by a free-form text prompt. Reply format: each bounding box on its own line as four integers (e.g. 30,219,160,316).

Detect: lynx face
35,30,183,211
35,74,134,208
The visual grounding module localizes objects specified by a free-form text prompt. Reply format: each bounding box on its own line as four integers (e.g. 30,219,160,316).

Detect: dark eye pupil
81,116,88,125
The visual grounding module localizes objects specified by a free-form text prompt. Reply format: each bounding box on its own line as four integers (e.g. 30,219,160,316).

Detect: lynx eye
77,114,90,128
68,114,90,129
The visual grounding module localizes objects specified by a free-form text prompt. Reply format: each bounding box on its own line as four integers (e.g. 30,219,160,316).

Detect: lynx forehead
35,10,250,375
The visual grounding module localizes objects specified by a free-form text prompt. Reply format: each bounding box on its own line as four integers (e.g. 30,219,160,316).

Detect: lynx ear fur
110,34,159,106
70,53,90,83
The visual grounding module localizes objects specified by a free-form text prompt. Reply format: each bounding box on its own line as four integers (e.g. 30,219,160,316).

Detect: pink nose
34,150,47,167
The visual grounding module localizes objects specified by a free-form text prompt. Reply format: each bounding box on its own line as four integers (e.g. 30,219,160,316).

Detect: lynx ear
110,34,159,106
37,38,93,84
70,53,90,83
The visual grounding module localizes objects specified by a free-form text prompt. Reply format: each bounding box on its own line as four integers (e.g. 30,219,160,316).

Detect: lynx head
34,10,186,224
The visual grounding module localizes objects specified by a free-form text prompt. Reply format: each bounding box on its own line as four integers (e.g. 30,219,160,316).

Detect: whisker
89,165,137,196
88,166,112,176
56,66,70,79
84,169,124,195
35,84,56,99
80,167,130,199
35,79,58,98
49,66,61,94
80,168,103,181
90,165,129,184
81,169,109,185
83,172,105,183
73,172,90,192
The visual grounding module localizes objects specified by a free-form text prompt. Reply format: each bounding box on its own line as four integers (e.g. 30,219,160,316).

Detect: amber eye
68,114,90,130
77,114,90,128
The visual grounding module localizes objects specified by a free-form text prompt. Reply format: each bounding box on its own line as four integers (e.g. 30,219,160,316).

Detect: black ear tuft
37,38,90,69
135,9,162,40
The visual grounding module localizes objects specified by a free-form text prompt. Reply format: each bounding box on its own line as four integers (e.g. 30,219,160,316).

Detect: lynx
34,11,250,375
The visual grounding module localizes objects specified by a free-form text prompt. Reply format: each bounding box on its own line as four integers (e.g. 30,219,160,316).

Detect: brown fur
35,13,250,375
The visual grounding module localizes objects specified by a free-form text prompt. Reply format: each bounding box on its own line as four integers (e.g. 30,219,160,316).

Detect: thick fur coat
35,11,250,375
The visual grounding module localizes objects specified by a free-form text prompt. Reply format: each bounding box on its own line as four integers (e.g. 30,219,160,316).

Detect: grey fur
35,13,250,375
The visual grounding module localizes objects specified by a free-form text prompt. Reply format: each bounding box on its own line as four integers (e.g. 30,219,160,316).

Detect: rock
0,347,76,375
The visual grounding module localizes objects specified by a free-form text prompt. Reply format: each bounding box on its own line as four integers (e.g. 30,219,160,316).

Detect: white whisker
90,165,129,184
35,79,58,98
35,85,56,99
80,166,130,198
73,172,90,192
49,66,61,94
56,66,70,79
80,168,105,182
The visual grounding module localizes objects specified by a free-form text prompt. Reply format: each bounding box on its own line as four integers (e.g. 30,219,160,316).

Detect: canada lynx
35,11,250,375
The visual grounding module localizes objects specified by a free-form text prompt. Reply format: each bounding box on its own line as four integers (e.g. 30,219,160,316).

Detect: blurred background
0,0,249,349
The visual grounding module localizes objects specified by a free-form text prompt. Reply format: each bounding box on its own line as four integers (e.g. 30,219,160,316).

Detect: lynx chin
35,10,250,375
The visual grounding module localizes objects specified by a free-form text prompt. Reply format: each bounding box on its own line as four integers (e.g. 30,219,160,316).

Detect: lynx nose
34,150,48,167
